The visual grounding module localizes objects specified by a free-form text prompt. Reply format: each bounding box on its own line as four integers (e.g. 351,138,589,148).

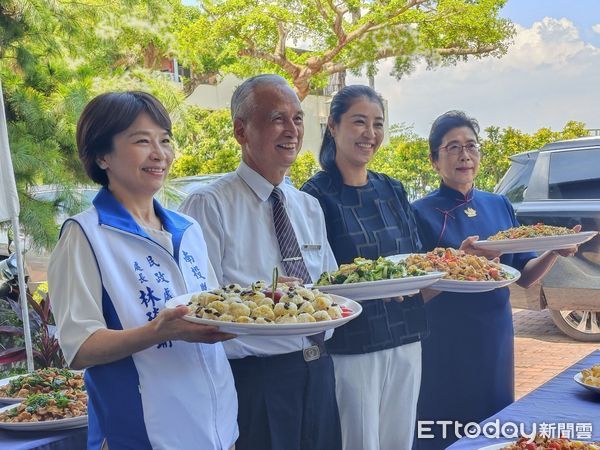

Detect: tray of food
0,368,85,404
388,248,520,293
472,224,597,254
166,281,362,336
573,364,600,394
314,257,446,301
480,435,600,449
0,391,87,430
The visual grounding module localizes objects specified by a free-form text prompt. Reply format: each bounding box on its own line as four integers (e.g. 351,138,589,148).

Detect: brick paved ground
512,308,599,399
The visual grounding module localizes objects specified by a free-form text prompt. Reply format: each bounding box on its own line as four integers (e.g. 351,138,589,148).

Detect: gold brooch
464,207,477,218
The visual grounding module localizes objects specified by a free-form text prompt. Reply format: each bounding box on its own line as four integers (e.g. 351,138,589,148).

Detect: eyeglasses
439,143,481,155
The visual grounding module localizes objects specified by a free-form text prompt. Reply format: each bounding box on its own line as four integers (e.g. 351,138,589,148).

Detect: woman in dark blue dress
302,86,427,450
412,111,580,450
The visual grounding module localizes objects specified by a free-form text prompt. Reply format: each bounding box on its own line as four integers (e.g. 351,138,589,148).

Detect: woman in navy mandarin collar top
302,85,426,450
412,111,580,450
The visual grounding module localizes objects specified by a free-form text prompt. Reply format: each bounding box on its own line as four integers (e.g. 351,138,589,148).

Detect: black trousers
229,351,342,450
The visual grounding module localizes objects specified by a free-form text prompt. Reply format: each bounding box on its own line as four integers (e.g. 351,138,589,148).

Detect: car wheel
549,309,600,342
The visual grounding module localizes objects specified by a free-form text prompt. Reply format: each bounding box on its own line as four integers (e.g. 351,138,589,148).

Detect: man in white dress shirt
179,74,342,450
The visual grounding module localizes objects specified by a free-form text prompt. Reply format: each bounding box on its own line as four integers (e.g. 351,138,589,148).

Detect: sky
346,0,600,137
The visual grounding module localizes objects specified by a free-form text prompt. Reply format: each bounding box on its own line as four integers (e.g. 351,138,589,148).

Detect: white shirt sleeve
179,193,225,285
317,207,338,272
48,221,106,366
205,260,219,290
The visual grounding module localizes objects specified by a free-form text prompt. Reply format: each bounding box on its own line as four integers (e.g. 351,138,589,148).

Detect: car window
32,191,59,202
31,187,98,217
549,149,600,199
495,157,534,203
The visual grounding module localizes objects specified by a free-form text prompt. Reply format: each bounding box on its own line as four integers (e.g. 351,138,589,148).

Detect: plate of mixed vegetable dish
479,434,600,449
0,391,87,430
472,224,597,254
314,257,446,301
388,248,520,293
0,368,85,404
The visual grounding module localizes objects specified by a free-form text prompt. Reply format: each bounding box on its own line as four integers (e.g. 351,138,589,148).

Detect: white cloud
347,18,600,136
593,23,600,34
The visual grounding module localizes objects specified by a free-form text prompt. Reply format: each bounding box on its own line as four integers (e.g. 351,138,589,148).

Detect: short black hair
319,85,385,172
429,110,480,161
76,91,172,186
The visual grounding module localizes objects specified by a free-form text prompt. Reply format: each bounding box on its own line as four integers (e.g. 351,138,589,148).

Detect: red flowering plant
0,282,66,373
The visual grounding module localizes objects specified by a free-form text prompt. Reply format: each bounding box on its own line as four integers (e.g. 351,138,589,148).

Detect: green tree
290,151,320,187
1,0,189,249
477,121,589,192
369,125,437,200
169,105,320,186
368,121,590,200
170,108,240,177
178,0,514,99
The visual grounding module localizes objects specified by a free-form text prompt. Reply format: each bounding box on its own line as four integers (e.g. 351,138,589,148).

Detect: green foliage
289,151,320,188
170,107,241,177
168,104,320,187
369,126,437,200
477,121,589,192
0,0,191,249
369,121,590,200
178,0,514,99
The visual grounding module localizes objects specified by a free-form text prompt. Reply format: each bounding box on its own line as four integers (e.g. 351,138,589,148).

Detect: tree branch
383,0,428,23
436,45,500,56
316,1,426,69
322,61,347,75
313,0,331,22
321,42,502,75
327,0,348,43
275,23,288,58
239,47,301,77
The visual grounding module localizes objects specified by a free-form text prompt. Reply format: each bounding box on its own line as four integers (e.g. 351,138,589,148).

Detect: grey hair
230,74,291,121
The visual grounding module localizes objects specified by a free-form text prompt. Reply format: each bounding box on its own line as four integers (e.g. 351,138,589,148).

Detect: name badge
282,256,303,262
302,244,321,250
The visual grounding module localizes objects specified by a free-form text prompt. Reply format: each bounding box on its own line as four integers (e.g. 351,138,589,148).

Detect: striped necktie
270,187,312,283
271,187,325,352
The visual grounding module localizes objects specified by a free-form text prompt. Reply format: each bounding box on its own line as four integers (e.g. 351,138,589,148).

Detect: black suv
495,136,600,341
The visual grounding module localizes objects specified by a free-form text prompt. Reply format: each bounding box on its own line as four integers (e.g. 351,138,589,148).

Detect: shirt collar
92,187,192,237
236,160,286,202
438,182,476,202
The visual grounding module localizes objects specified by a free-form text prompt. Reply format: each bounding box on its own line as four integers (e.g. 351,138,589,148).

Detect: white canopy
0,82,19,222
0,79,34,371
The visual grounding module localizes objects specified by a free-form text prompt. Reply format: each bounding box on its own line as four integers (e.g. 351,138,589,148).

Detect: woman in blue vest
301,85,426,450
412,110,579,450
48,92,238,449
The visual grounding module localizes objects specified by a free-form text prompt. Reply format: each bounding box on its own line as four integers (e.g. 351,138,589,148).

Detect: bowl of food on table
0,368,87,431
0,368,85,404
573,364,600,395
482,435,600,449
